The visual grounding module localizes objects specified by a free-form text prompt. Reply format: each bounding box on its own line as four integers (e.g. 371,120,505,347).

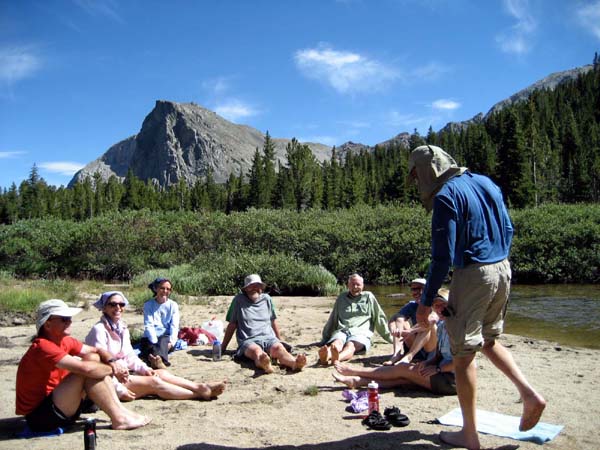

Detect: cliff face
69,100,331,187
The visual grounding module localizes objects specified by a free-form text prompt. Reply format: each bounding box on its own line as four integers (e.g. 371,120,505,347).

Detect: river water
367,284,600,350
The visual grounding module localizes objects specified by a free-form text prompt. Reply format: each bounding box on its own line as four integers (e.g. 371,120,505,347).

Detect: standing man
319,273,392,365
408,145,546,450
16,299,151,432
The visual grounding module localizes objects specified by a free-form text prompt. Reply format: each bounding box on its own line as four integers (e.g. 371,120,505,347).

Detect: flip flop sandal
361,411,391,431
384,406,410,427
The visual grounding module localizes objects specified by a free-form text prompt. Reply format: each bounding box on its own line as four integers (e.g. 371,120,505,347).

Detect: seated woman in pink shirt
85,291,225,401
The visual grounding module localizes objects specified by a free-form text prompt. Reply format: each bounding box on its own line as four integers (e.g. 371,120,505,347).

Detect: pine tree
261,131,277,208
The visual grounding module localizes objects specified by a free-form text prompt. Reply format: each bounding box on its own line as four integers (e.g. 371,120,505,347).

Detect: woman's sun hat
36,299,82,332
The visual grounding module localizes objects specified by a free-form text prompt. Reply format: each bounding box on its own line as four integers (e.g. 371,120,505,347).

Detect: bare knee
82,352,101,362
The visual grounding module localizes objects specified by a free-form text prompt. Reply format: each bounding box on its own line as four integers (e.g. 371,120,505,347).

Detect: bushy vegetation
510,204,600,283
0,204,598,287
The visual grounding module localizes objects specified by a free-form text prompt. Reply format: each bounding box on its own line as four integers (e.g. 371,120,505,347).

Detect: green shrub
0,204,598,284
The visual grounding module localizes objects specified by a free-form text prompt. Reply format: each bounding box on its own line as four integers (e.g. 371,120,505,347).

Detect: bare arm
55,353,113,379
271,318,282,340
221,321,237,352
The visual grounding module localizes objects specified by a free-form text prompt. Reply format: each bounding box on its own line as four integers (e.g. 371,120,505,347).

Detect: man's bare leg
439,353,480,450
270,343,307,371
337,341,363,363
482,340,546,431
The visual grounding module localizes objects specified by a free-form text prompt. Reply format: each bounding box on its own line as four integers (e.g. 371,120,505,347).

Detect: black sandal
384,406,410,427
361,411,391,431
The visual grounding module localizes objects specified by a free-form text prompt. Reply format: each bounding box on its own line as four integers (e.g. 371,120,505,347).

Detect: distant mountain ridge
69,101,331,186
70,64,592,187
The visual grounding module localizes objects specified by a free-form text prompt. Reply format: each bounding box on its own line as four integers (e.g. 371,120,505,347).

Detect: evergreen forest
1,59,600,223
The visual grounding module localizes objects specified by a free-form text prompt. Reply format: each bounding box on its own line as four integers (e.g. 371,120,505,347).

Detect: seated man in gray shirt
221,274,307,374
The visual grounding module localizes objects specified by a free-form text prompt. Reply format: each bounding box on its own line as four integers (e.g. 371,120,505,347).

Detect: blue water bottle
212,339,222,361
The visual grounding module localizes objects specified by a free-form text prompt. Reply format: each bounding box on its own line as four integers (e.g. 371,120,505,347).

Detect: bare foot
330,346,340,364
333,361,355,376
331,371,360,388
112,414,152,431
256,353,274,374
318,346,329,365
149,354,167,370
398,354,413,364
439,430,480,450
293,354,307,371
519,392,546,431
382,353,403,366
196,381,227,400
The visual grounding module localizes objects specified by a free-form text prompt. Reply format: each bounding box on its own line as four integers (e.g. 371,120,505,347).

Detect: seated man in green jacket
319,273,392,365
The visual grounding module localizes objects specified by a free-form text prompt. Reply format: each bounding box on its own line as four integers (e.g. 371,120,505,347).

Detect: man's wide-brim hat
36,299,82,332
243,274,266,290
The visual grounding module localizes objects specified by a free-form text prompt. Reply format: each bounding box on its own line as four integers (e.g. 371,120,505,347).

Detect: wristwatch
107,358,117,363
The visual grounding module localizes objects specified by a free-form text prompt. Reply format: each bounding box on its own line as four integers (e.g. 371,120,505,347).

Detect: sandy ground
0,295,598,450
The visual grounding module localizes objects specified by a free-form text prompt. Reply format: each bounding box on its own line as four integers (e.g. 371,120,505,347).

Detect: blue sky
1,0,599,189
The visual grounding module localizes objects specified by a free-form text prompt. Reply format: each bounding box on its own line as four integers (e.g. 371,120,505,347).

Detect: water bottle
212,339,222,361
367,380,379,414
83,417,96,450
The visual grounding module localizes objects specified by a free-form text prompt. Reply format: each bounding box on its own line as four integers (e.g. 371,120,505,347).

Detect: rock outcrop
70,100,331,186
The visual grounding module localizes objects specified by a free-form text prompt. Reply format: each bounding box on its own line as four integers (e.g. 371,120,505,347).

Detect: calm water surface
367,284,600,350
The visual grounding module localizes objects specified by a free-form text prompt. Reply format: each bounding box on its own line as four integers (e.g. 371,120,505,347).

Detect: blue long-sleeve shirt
422,172,513,306
143,298,180,346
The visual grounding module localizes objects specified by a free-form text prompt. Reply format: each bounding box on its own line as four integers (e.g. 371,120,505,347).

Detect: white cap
242,274,266,290
410,278,427,287
368,380,379,389
36,299,82,332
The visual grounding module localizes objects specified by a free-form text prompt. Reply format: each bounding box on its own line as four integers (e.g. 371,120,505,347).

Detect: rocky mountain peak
69,100,331,187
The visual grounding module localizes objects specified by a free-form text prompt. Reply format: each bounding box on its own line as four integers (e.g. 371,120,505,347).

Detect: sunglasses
107,302,126,308
49,316,72,323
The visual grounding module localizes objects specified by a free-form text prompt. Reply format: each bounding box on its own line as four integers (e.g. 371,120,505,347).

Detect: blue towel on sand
437,408,562,444
17,425,64,439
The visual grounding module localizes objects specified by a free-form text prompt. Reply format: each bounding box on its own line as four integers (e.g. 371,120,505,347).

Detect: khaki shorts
446,259,511,357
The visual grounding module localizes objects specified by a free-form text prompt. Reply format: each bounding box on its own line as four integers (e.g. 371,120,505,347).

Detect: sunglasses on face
107,302,126,308
49,316,72,323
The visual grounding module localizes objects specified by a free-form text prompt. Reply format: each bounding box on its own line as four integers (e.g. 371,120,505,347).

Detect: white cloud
73,0,124,23
496,0,537,55
431,99,461,111
214,99,259,122
294,44,399,94
0,46,42,84
0,151,26,159
575,1,600,40
202,77,231,96
39,162,85,176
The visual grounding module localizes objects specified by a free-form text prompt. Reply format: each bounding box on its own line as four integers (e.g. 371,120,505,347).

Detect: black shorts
25,393,82,432
430,372,457,396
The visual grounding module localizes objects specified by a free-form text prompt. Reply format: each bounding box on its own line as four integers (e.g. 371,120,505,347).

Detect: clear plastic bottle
367,380,379,414
212,339,222,361
83,417,96,450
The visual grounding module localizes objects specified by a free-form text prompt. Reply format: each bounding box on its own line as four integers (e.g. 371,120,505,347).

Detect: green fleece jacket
321,290,392,345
